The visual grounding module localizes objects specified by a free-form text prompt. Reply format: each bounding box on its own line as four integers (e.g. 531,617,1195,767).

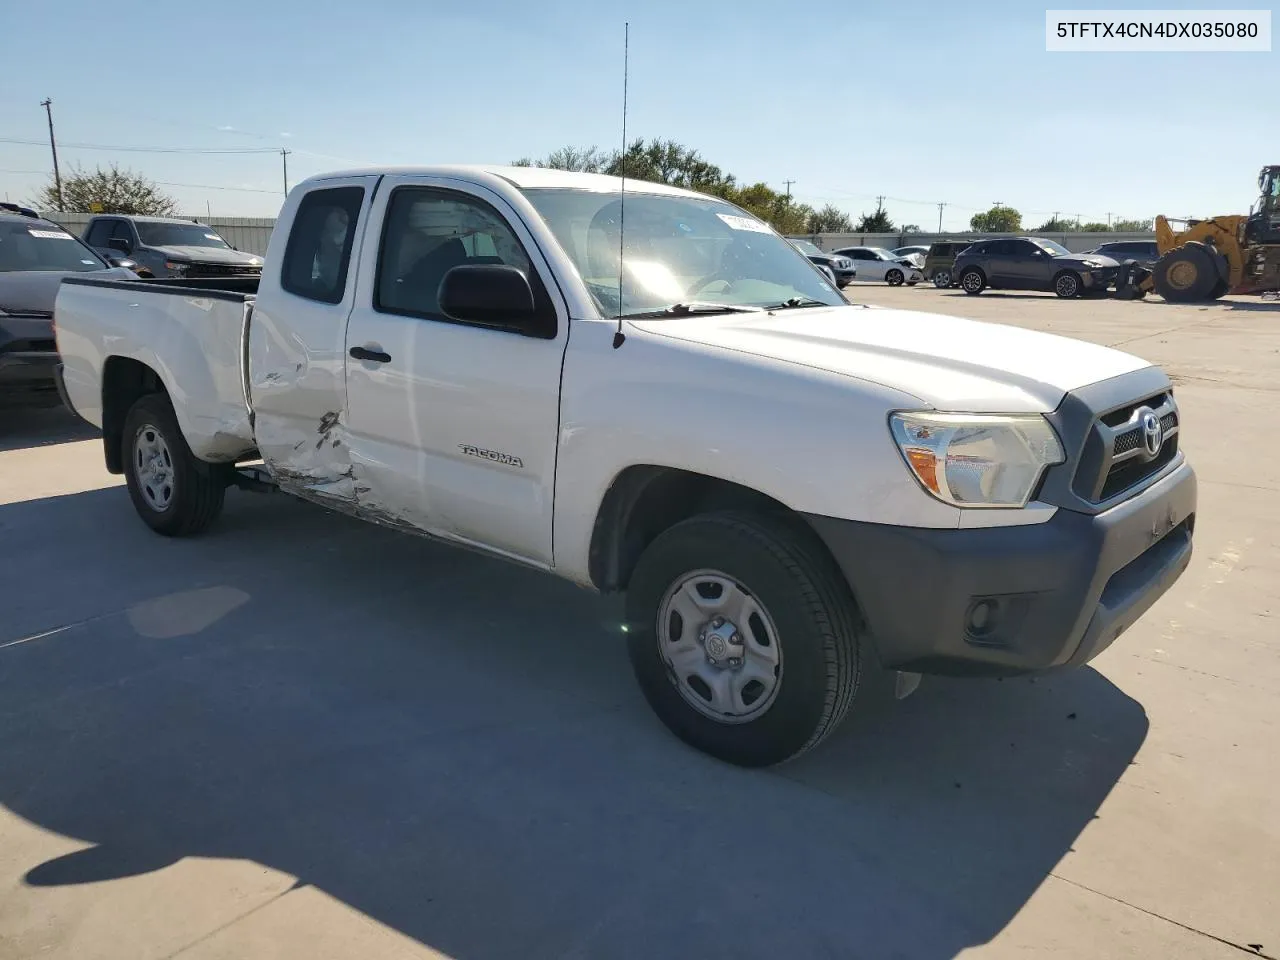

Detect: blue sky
1,0,1274,229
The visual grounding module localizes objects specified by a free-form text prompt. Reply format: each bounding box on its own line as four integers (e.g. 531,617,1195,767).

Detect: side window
375,186,548,331
111,220,135,246
1011,239,1039,256
281,186,365,304
85,219,114,247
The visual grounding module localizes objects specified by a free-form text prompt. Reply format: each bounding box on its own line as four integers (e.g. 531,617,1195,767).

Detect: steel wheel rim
133,423,175,512
962,271,981,291
887,269,903,286
1057,274,1078,297
656,569,783,724
934,270,950,288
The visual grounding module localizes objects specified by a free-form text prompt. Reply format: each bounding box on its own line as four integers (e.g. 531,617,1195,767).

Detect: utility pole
782,179,795,200
281,148,291,198
40,98,63,210
936,201,946,232
1106,211,1113,228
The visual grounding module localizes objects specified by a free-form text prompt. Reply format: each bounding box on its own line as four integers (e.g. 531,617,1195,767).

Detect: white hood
633,304,1151,413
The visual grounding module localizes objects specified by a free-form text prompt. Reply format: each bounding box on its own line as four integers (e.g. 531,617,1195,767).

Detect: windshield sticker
28,229,72,240
80,259,96,265
204,233,221,241
716,213,771,234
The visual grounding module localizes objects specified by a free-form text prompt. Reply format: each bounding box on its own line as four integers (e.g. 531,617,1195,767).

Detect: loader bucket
1114,261,1150,300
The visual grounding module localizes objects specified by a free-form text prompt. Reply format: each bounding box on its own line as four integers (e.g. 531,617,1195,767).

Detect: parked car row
787,239,925,287
897,237,1161,298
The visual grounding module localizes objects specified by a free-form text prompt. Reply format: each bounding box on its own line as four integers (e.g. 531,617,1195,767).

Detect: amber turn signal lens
904,447,940,493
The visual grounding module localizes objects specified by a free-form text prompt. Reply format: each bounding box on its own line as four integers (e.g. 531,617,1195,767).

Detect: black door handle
349,345,391,363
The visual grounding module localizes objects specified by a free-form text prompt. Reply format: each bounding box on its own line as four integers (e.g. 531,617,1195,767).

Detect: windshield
869,248,897,260
521,189,844,317
135,221,231,249
0,220,105,273
1034,238,1072,256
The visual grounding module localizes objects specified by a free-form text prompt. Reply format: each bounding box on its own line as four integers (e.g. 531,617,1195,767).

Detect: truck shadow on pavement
0,404,98,453
0,487,1148,960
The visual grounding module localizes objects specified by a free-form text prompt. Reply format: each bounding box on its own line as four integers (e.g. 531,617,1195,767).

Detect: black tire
959,267,986,295
1208,278,1229,299
122,393,227,536
1153,244,1217,302
625,511,862,767
931,268,952,289
886,268,905,286
1053,270,1083,298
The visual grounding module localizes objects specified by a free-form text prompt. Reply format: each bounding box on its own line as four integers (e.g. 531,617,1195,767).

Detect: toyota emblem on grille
1140,409,1164,458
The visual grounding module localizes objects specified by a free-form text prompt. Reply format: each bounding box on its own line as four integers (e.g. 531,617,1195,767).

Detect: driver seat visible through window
376,188,537,320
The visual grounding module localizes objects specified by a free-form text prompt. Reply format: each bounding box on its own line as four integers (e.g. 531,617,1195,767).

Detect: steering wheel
685,275,732,298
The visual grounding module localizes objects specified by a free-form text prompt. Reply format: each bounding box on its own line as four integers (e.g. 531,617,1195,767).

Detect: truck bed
55,275,259,463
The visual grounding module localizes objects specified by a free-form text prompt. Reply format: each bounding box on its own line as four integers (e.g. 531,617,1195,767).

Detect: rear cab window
281,187,366,303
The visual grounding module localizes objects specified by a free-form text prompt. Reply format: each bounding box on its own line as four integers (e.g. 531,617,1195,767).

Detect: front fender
551,325,962,585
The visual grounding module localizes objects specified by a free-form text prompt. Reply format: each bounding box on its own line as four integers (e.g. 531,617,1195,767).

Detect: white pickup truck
54,165,1196,767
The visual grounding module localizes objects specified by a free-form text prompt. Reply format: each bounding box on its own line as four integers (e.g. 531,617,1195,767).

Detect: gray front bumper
804,459,1196,676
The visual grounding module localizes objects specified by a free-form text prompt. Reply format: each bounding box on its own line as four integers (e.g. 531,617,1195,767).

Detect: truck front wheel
625,512,862,767
123,393,227,536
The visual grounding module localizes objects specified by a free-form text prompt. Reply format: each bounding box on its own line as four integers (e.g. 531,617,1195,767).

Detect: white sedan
832,246,925,285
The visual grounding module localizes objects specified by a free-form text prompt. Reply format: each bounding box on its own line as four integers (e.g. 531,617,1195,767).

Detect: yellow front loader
1120,166,1280,302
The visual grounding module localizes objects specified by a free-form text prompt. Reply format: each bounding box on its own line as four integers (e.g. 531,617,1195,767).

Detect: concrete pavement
0,289,1276,959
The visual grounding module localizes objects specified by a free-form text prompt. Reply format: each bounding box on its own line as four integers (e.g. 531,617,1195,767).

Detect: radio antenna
612,21,629,350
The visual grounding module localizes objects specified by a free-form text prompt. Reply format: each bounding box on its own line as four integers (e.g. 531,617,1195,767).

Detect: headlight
164,260,189,273
889,412,1065,508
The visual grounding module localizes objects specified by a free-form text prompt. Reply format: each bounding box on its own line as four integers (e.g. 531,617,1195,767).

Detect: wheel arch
101,356,170,474
588,466,800,594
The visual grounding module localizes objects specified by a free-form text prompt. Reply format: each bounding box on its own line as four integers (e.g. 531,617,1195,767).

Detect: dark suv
1086,240,1160,268
788,239,857,288
922,240,975,288
0,204,136,404
952,237,1121,298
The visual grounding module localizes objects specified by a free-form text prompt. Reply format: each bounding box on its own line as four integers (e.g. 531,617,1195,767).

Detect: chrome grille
1073,392,1181,503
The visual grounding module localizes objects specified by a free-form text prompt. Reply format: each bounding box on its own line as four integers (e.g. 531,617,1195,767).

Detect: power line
0,168,280,195
0,136,278,155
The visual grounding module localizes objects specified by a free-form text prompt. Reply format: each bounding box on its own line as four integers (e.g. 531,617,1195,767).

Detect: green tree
806,204,854,233
1112,218,1153,231
512,139,853,236
902,223,921,233
856,199,893,232
36,163,176,215
1079,221,1110,232
970,205,1022,232
512,145,607,173
1035,216,1076,232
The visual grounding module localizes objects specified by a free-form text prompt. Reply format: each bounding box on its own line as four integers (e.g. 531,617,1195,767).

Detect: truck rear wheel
123,393,227,536
625,511,862,767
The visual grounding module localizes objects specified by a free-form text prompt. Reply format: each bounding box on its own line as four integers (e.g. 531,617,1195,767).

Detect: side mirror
107,237,132,254
439,264,543,334
107,257,138,270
